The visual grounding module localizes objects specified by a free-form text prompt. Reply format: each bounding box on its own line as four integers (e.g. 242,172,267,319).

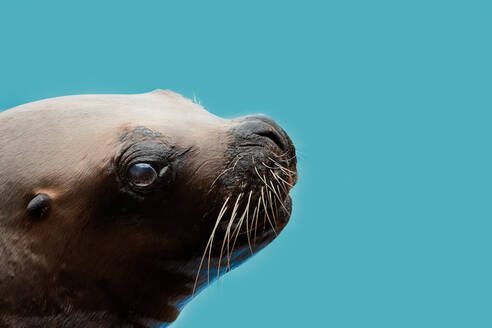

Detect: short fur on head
0,90,297,327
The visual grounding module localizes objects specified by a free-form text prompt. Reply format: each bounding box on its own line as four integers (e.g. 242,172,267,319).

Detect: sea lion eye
128,163,157,187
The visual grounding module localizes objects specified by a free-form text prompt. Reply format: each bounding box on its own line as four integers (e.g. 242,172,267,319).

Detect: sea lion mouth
231,195,292,248
192,191,294,294
192,113,297,293
208,156,296,256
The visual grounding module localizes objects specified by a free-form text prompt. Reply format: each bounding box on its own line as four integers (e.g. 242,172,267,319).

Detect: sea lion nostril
254,129,287,151
232,115,294,153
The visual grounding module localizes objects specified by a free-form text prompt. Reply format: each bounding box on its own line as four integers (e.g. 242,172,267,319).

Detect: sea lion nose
232,114,295,154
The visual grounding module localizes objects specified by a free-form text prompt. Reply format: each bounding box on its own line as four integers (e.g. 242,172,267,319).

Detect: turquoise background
1,1,491,327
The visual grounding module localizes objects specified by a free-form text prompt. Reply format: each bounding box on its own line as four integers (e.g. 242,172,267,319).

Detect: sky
1,1,491,327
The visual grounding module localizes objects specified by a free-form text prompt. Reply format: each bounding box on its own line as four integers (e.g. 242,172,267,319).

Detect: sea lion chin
0,90,297,327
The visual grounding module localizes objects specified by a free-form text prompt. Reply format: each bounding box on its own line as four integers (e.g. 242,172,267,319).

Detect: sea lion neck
0,236,182,327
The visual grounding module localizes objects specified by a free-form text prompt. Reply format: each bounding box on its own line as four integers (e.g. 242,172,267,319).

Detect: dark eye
128,163,157,187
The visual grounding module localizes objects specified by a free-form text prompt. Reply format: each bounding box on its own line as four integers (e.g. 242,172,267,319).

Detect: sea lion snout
225,114,298,189
231,114,295,156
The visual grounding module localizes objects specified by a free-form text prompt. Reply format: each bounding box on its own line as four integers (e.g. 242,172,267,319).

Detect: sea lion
0,90,297,327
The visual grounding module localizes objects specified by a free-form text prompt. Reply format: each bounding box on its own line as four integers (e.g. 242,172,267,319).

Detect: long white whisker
261,187,277,236
244,192,253,254
269,157,297,174
272,150,291,158
230,192,251,259
275,173,294,188
208,167,233,193
232,155,243,170
269,180,289,212
253,198,261,245
226,194,243,270
267,189,278,228
260,161,277,170
254,167,281,195
231,190,253,255
208,155,243,193
271,170,289,194
218,193,242,278
193,197,230,295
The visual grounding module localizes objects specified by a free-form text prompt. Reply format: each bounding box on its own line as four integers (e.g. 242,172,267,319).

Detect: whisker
207,155,243,194
271,170,289,194
267,189,278,229
230,213,246,260
231,190,253,259
229,208,246,270
261,187,277,236
208,167,233,193
285,154,298,161
295,150,305,161
254,167,281,196
206,200,230,284
272,150,291,158
253,197,261,246
263,179,277,223
226,194,243,270
244,191,253,253
193,196,230,295
273,153,298,162
249,204,258,238
269,157,297,175
232,155,243,171
218,193,242,279
260,161,278,170
275,173,294,188
269,180,289,212
276,184,286,207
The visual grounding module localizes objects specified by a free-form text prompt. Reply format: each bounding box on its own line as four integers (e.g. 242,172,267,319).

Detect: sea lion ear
27,193,52,219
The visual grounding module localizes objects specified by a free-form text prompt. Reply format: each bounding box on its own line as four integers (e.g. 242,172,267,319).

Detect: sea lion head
0,90,297,326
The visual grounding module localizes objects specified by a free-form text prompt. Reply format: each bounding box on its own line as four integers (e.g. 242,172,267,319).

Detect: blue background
1,1,491,327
